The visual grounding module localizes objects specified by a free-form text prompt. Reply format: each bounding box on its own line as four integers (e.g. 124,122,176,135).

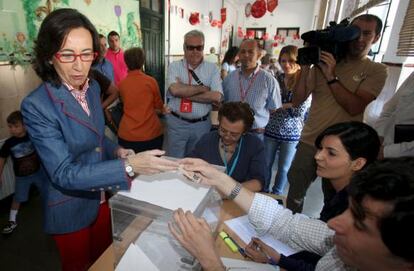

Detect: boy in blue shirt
0,111,46,234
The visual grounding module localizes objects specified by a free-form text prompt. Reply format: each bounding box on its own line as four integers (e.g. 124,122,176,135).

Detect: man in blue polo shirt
223,39,281,141
166,30,223,158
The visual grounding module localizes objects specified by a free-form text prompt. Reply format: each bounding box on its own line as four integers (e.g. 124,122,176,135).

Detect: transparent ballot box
109,170,222,271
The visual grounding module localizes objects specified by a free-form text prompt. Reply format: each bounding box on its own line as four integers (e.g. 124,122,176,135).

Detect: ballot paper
221,257,279,270
115,243,158,271
118,171,210,213
225,215,298,256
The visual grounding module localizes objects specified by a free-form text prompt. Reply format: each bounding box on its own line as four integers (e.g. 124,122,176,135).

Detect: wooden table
89,199,248,271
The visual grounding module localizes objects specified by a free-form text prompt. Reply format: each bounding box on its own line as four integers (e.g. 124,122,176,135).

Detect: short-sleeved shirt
118,70,164,141
92,58,115,82
189,131,265,186
223,66,282,129
0,134,41,176
221,62,237,73
301,57,387,145
167,59,223,119
105,49,128,86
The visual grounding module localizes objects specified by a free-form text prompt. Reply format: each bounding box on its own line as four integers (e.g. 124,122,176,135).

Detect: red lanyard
186,62,192,85
239,70,260,102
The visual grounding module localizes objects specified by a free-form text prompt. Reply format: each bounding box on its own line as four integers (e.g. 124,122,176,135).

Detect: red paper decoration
189,12,200,25
246,30,255,39
272,42,278,47
251,0,266,19
221,8,227,23
262,33,269,40
237,27,244,38
211,19,218,27
267,0,278,13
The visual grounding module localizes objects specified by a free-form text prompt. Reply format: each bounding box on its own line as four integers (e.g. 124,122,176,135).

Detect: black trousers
118,134,164,153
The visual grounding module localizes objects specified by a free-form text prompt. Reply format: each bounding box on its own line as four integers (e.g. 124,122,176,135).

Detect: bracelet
227,182,242,200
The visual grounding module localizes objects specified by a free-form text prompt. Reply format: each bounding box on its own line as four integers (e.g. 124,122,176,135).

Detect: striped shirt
249,194,355,271
167,59,223,119
63,79,90,116
223,67,282,129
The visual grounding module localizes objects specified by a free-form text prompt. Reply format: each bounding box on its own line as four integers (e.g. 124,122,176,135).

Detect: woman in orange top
118,47,165,152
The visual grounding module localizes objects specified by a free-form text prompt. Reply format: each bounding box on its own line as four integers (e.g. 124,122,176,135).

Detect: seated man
189,102,265,192
171,157,414,271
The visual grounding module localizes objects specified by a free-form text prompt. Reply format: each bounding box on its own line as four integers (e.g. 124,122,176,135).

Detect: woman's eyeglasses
54,52,98,63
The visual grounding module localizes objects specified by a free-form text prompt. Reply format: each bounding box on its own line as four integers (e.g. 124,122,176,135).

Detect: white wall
235,0,315,52
165,0,223,56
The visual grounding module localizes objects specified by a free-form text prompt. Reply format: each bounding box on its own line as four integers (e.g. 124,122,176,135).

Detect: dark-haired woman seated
189,102,265,192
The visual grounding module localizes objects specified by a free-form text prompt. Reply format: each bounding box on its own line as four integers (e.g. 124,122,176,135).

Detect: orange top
118,70,163,141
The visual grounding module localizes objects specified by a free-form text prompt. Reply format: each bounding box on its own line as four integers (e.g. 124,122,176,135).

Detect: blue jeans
264,137,298,194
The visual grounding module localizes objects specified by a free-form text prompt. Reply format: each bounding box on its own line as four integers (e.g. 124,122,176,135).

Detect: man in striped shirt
223,39,282,141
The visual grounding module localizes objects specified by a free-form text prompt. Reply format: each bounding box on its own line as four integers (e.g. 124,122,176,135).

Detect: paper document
115,243,159,271
221,257,279,271
119,171,210,213
225,215,297,256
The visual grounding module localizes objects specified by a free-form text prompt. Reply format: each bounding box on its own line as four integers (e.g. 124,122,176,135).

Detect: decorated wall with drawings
0,0,142,66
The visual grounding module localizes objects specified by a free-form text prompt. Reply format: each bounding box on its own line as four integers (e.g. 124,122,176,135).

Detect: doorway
140,0,165,97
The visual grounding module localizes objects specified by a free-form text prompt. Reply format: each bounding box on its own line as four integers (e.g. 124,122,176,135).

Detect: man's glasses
218,126,243,139
185,45,204,51
55,52,98,63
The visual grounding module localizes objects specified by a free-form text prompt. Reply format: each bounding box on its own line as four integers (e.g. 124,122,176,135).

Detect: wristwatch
228,182,242,200
327,76,339,85
124,159,135,178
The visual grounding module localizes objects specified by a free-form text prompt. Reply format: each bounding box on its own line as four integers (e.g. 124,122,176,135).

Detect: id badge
180,98,192,113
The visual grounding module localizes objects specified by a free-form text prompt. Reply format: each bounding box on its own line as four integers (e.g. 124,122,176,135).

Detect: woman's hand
127,149,179,175
179,158,230,187
116,147,135,158
245,237,281,264
169,209,225,271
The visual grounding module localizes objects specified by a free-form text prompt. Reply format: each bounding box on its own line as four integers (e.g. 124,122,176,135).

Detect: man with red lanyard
166,30,223,158
105,31,128,86
223,39,281,141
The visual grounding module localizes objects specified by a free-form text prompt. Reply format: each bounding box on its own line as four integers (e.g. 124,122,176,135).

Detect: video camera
297,18,361,65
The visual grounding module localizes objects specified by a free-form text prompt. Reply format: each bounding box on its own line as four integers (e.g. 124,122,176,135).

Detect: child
0,111,46,234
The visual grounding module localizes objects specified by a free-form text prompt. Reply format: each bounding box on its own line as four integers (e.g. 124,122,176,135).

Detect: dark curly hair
33,8,100,86
218,102,255,132
348,157,414,263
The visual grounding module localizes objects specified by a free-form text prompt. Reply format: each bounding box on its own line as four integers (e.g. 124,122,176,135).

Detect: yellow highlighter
219,231,238,253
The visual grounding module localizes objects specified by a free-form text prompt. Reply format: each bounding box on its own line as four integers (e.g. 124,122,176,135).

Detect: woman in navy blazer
21,9,178,271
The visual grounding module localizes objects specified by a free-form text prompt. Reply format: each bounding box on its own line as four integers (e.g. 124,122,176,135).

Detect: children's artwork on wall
0,0,142,67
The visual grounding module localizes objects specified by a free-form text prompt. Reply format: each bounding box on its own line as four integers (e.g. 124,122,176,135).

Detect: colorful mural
0,0,142,67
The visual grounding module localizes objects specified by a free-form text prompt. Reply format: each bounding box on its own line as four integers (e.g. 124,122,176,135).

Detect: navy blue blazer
21,80,129,234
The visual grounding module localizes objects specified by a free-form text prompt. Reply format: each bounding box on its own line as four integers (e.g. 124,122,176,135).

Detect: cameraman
287,14,387,213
